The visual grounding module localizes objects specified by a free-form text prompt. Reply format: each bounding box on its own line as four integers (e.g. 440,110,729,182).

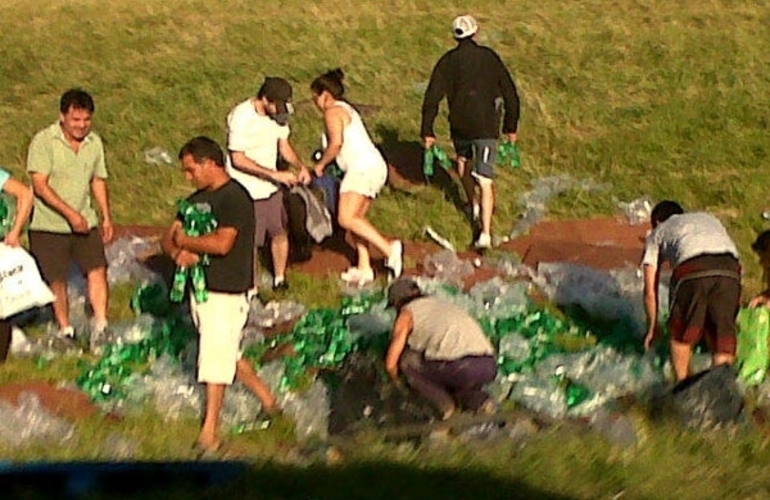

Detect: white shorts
190,291,249,384
340,166,387,198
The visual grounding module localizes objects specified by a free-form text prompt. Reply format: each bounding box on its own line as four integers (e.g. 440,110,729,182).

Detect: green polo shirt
26,122,108,233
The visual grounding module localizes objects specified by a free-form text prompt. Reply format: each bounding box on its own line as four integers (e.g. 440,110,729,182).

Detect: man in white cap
226,77,312,295
420,15,521,249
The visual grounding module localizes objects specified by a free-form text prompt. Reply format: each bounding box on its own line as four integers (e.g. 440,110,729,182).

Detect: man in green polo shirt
26,88,113,344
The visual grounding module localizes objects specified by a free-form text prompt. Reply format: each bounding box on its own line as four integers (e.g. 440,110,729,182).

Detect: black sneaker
272,280,289,292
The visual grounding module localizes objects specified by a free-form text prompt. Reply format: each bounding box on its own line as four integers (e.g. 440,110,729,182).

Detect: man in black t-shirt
162,136,280,454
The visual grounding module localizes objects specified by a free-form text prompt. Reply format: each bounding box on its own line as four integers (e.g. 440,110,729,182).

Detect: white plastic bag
0,243,54,319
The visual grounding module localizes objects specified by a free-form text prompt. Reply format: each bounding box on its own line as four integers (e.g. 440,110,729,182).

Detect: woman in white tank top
311,69,403,284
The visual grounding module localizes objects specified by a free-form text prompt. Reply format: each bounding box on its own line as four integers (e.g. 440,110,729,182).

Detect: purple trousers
399,347,497,415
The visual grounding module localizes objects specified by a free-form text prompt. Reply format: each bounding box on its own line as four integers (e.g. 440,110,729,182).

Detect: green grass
2,0,770,497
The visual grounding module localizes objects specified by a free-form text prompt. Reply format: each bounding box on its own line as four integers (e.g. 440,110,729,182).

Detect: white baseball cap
452,15,478,39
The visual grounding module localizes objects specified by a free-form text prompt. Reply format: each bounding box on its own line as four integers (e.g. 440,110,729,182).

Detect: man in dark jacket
421,14,521,249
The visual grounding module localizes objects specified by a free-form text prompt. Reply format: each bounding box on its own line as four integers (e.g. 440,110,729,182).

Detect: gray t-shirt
404,297,495,361
641,212,739,269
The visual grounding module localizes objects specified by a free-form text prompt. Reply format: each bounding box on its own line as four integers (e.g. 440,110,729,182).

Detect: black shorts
29,229,107,283
669,254,741,355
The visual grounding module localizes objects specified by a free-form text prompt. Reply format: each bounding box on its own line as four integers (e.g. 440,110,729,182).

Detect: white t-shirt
641,212,739,269
225,99,290,200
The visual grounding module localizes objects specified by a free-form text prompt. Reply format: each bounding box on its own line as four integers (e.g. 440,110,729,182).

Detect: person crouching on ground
642,200,741,381
385,278,498,420
162,136,280,454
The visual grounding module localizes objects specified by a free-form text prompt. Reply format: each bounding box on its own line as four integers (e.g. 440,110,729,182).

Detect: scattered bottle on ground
553,364,591,409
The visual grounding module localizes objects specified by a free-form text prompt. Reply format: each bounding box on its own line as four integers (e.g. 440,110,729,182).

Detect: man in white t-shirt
226,77,311,293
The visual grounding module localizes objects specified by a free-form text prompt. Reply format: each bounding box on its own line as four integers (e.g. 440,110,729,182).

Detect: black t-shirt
181,180,254,293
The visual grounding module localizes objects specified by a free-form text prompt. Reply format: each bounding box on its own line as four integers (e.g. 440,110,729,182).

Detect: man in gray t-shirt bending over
641,200,741,381
385,278,498,420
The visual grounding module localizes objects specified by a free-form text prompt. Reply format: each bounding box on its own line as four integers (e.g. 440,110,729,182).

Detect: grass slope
1,0,770,498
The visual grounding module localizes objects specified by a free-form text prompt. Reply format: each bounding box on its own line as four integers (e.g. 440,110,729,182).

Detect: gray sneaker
89,321,112,354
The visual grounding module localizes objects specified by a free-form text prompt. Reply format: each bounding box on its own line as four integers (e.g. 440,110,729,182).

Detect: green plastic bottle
553,365,591,409
423,147,435,177
498,141,521,168
432,146,452,170
170,267,188,303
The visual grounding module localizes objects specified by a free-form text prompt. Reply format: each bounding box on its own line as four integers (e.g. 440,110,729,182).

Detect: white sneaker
386,241,403,279
57,326,75,339
340,267,374,285
474,233,492,249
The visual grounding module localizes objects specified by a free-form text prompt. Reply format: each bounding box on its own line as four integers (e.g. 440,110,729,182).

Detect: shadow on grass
375,125,467,215
0,459,578,500
224,461,579,500
0,461,246,499
307,230,357,265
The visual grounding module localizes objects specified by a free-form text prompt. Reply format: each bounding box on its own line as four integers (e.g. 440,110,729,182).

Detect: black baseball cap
258,76,294,115
386,278,421,308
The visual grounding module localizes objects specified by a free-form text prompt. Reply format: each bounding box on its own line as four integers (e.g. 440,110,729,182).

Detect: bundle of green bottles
423,141,521,178
169,199,218,303
0,194,12,238
77,283,197,402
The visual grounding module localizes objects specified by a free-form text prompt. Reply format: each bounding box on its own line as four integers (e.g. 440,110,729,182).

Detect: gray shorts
254,190,288,247
453,139,498,179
